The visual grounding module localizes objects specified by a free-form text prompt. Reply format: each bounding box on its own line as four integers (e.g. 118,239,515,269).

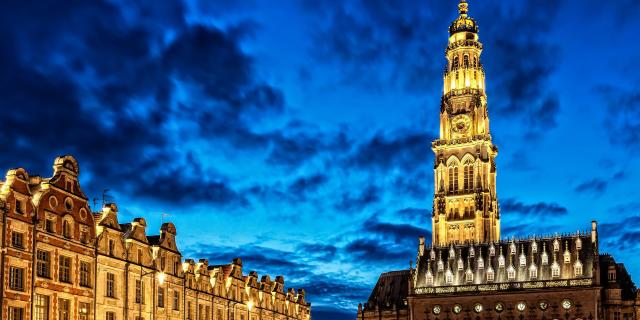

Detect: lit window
507,266,516,280
486,267,494,282
34,294,49,320
469,246,475,257
541,252,549,265
498,255,505,268
58,298,70,320
463,162,474,191
477,257,484,269
457,258,464,271
553,239,559,252
445,270,454,284
135,280,143,303
519,254,526,267
576,237,582,250
529,265,537,279
510,243,516,255
106,312,116,320
551,262,560,278
564,250,571,263
489,244,495,256
79,303,90,320
426,271,434,286
465,269,473,283
574,261,583,277
532,241,538,253
437,260,444,271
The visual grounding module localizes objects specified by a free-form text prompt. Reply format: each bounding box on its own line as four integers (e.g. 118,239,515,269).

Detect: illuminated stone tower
431,0,499,245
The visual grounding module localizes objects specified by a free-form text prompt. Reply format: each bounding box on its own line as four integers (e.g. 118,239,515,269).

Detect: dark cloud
574,178,608,194
395,207,430,225
287,173,329,199
501,198,568,216
596,86,640,152
392,170,432,199
296,243,338,262
363,216,428,246
344,238,412,264
334,185,381,212
347,130,434,172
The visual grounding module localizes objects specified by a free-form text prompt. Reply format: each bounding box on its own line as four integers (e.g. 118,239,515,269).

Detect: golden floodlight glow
247,301,254,311
157,272,166,285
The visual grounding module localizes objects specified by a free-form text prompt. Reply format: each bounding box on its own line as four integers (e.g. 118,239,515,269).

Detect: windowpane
58,298,70,320
59,256,72,283
8,307,24,320
158,287,165,308
37,250,51,278
34,294,50,320
11,232,24,249
80,262,91,287
173,290,180,310
106,273,116,298
9,266,24,291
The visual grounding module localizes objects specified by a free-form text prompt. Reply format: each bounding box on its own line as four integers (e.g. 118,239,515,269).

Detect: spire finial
458,0,469,15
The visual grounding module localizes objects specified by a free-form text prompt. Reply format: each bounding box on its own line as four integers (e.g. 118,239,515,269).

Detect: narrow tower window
463,55,469,68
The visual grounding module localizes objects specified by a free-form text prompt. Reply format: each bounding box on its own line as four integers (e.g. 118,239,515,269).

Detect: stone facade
358,1,640,319
0,155,311,320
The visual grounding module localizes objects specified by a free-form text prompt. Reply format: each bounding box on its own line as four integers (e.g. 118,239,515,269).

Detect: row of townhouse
0,155,311,320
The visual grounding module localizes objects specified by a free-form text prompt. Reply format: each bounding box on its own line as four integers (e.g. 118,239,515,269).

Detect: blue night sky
2,0,640,319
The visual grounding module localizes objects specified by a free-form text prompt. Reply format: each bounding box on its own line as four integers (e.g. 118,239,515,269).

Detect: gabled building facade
0,155,311,320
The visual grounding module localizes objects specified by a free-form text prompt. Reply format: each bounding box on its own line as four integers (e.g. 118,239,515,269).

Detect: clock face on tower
451,114,471,136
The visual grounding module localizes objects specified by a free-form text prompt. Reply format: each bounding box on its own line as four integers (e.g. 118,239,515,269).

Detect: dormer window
541,252,549,265
426,271,434,286
510,242,516,255
532,242,538,253
507,266,516,280
445,270,453,285
519,254,526,267
576,238,582,250
15,199,24,214
498,255,505,268
529,264,537,279
45,219,55,233
457,258,464,271
486,268,494,282
62,221,71,238
465,269,473,283
551,262,560,278
553,239,559,252
489,244,495,256
108,240,115,256
563,250,571,263
437,259,444,272
477,257,484,269
574,261,583,277
469,246,475,257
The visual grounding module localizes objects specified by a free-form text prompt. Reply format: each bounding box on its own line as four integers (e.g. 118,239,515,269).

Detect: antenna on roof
101,189,113,208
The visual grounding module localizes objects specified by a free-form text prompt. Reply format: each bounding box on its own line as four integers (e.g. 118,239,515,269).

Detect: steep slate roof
365,270,410,311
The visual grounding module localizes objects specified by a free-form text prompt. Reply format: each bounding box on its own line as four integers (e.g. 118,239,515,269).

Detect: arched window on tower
473,57,477,68
453,56,459,70
448,166,459,192
463,55,469,68
463,161,474,191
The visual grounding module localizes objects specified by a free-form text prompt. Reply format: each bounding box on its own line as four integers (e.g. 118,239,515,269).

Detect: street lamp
139,267,165,320
248,301,254,320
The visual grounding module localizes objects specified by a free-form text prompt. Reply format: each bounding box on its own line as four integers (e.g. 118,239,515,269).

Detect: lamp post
138,266,165,320
248,300,254,320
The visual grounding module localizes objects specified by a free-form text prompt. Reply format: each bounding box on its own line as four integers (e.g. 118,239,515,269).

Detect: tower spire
431,1,499,246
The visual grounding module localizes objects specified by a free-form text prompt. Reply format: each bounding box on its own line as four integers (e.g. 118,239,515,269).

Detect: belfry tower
431,0,499,245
